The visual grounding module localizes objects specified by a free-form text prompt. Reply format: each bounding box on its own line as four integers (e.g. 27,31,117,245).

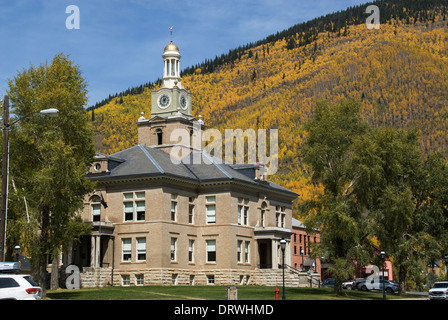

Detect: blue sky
0,0,370,106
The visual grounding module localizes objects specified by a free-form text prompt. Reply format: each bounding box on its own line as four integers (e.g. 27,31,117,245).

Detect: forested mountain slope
89,0,448,203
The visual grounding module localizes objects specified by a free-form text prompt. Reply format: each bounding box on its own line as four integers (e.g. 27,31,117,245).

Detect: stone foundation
80,267,321,288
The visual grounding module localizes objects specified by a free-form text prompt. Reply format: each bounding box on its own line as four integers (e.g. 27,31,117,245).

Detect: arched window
91,195,101,222
260,201,267,227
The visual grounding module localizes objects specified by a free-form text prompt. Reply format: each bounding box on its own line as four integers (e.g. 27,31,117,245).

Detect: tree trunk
398,265,407,295
334,278,343,295
33,205,50,298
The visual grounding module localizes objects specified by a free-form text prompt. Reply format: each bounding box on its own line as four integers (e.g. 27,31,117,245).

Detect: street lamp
280,238,286,300
14,245,20,262
300,249,304,271
380,250,386,300
0,95,59,261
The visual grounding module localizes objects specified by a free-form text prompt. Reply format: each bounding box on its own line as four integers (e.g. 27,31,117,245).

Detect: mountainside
89,0,448,203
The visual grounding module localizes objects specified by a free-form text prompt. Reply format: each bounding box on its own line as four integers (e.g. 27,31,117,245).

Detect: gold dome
164,42,179,52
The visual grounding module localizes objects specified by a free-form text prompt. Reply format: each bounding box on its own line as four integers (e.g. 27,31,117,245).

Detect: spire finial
169,26,173,43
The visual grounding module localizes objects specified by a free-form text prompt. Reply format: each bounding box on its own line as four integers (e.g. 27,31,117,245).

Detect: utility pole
0,95,9,262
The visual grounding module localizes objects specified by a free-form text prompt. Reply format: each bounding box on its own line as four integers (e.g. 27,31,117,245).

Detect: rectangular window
136,237,146,261
171,238,177,261
123,192,146,221
189,197,195,224
275,206,280,227
275,205,286,228
124,202,134,221
92,203,101,222
206,240,216,262
122,275,130,286
207,275,215,285
237,240,242,262
189,204,194,224
237,198,249,225
124,193,133,200
206,196,216,224
171,194,177,221
244,241,250,263
206,205,216,224
122,238,131,262
281,206,286,228
136,201,145,221
188,239,194,263
135,274,144,286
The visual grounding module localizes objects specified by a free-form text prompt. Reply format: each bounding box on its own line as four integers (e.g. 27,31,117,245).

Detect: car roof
0,274,30,277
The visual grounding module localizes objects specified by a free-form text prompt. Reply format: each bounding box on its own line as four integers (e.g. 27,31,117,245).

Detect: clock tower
150,37,192,118
137,32,203,152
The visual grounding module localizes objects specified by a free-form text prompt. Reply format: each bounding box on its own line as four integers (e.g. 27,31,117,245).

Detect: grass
46,285,419,300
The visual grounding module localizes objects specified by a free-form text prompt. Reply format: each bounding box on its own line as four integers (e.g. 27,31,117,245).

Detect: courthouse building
73,39,301,287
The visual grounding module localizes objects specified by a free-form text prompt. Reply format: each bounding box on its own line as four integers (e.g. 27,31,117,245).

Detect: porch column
271,239,278,269
90,235,101,268
95,235,101,268
90,235,96,267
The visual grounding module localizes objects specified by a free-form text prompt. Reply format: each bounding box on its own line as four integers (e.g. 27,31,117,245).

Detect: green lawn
46,285,419,300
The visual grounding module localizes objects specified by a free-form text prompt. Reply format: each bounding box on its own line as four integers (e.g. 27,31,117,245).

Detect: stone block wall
80,267,321,288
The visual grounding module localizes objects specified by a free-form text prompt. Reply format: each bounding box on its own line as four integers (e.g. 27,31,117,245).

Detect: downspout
110,235,115,286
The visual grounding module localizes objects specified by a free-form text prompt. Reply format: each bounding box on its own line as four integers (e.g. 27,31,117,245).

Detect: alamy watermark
169,121,279,176
65,265,80,289
364,265,383,290
366,5,380,30
66,5,80,30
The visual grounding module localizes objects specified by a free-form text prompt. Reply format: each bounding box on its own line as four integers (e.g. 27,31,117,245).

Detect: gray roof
292,218,305,228
89,145,298,197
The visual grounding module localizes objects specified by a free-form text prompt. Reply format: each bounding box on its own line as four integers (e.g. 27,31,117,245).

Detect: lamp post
0,95,58,261
280,238,286,300
14,245,20,262
300,249,304,271
380,250,386,300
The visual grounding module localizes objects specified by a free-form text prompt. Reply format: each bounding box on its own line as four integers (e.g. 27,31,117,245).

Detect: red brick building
291,218,323,279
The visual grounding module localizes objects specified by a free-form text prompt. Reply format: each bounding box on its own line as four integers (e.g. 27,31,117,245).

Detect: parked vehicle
0,262,19,274
342,280,354,290
429,282,448,300
321,278,335,288
358,279,399,293
352,278,367,290
0,274,42,300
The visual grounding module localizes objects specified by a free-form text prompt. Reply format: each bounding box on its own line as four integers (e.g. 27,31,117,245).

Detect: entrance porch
255,227,292,269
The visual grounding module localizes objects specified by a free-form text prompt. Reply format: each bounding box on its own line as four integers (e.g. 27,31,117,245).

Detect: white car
0,274,42,300
429,282,448,300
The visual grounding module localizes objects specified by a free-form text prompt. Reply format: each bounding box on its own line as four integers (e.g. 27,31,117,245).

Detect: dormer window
94,163,101,172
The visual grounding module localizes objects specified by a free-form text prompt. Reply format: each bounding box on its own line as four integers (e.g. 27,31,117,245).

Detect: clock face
180,95,187,110
158,94,171,108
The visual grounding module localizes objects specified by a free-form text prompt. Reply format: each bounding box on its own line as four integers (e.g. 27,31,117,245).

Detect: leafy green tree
7,53,95,296
352,127,446,294
302,99,448,294
300,99,372,295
